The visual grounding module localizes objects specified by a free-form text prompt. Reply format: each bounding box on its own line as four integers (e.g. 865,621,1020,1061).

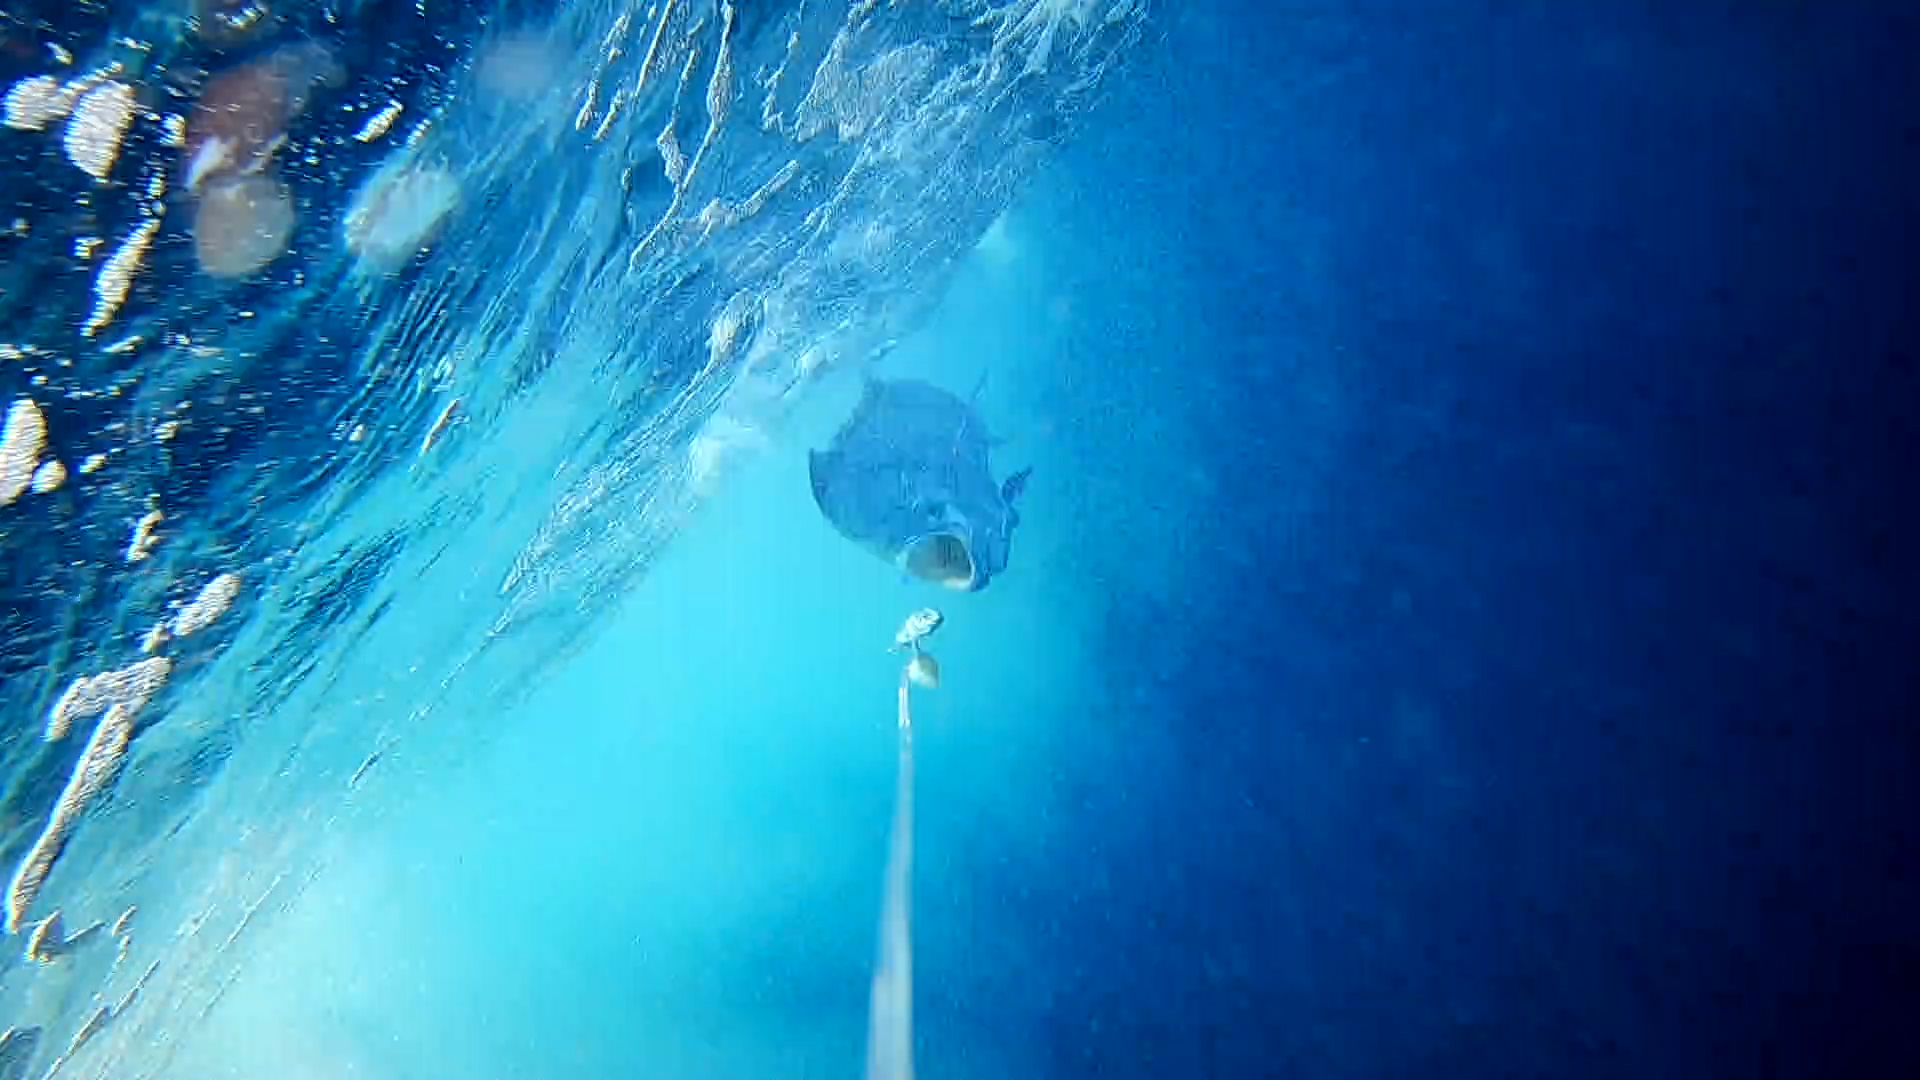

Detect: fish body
809,378,1030,591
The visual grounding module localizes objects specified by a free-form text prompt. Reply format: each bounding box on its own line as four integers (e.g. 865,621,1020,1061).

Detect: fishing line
865,608,943,1080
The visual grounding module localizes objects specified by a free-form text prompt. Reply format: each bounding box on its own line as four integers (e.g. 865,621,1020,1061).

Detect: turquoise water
2,2,1154,1070
136,182,1166,1077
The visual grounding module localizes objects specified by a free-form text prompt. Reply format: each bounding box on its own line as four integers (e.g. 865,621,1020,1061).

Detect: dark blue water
991,4,1917,1077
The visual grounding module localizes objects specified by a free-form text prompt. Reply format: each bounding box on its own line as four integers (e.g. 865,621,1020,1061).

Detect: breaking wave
0,0,1144,1070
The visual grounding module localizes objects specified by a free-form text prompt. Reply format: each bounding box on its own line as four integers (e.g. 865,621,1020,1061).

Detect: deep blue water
1021,3,1918,1077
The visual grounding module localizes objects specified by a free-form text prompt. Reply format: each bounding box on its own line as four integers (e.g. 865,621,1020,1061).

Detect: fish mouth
900,530,979,591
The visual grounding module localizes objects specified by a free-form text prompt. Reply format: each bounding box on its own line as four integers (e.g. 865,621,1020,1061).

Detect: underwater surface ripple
2,1,1145,1072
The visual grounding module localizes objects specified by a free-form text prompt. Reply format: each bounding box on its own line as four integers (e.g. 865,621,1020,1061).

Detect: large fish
809,378,1032,592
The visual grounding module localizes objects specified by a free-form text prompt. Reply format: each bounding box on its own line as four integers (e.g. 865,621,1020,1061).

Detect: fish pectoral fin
1001,466,1033,505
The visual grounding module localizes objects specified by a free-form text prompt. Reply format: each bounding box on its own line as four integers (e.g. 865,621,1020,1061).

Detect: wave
0,0,1145,1071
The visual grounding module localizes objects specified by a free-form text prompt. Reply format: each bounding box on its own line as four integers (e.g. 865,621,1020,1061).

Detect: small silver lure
894,608,944,691
905,651,940,689
891,607,944,653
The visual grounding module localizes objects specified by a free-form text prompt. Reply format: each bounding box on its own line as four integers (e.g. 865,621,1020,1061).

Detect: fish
891,607,944,652
809,377,1031,592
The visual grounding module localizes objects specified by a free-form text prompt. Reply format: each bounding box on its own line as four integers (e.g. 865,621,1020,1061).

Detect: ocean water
4,1,1915,1078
